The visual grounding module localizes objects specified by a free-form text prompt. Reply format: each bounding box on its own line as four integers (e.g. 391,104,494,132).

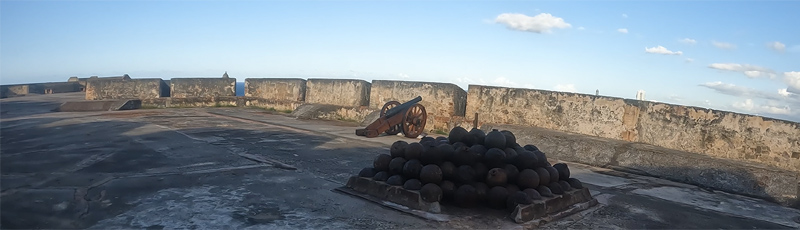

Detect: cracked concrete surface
2,93,799,229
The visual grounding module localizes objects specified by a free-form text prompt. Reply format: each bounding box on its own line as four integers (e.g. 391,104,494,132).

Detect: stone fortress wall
3,74,799,206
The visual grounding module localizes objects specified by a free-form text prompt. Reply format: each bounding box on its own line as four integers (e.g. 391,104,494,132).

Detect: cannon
356,96,427,138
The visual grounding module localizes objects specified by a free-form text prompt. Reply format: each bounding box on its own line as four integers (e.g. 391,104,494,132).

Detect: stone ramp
54,99,141,112
485,124,800,208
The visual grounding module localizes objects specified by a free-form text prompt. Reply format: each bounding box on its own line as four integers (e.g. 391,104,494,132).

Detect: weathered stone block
170,78,236,98
85,79,168,100
305,79,370,107
511,187,596,223
244,78,306,102
345,176,441,213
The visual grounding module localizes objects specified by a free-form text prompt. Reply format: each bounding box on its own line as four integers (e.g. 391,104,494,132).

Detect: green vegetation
433,129,448,135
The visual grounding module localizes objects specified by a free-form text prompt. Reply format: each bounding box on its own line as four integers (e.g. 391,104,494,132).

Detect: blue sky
2,1,799,121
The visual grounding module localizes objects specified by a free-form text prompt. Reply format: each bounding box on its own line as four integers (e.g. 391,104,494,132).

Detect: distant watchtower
222,71,229,79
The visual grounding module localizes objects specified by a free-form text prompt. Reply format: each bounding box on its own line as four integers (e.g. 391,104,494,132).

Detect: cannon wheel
402,104,427,138
381,101,402,135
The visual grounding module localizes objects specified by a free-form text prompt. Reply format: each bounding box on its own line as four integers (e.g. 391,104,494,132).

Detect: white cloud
778,88,791,97
645,46,683,55
699,81,786,101
732,99,793,115
554,84,576,93
712,41,737,50
708,63,776,78
786,71,800,93
492,77,518,87
622,13,628,18
494,13,572,34
767,41,786,52
577,26,585,30
685,58,694,63
617,28,628,34
679,38,697,45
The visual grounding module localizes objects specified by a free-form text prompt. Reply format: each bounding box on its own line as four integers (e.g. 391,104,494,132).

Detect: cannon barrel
384,96,422,118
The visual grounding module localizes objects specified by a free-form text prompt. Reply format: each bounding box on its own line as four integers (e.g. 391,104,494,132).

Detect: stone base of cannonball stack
342,176,442,214
339,175,598,225
510,187,598,224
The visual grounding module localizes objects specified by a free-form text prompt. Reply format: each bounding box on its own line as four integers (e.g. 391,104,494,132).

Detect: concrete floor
2,93,799,229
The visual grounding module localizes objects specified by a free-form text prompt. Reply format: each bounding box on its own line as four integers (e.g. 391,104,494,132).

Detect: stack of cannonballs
357,127,585,212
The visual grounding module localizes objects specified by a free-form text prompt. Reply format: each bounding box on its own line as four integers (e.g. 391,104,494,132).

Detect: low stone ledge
511,187,596,223
345,176,441,213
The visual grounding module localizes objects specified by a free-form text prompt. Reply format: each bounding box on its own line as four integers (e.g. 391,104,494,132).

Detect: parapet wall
1,85,30,98
170,78,236,98
244,78,306,102
305,79,370,107
28,82,83,94
465,84,800,172
369,80,467,132
86,79,168,100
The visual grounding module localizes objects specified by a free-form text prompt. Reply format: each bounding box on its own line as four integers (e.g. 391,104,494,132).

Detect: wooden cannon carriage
355,96,427,138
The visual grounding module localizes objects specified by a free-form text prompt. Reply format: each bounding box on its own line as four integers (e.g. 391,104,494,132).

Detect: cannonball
559,180,573,192
553,163,570,179
536,185,554,197
515,150,538,170
484,129,506,150
523,144,539,152
507,191,533,211
472,182,489,203
517,169,541,189
483,148,506,169
403,179,422,190
469,128,486,145
390,141,408,158
358,167,377,178
404,142,424,160
373,154,392,172
501,130,517,148
420,183,443,203
386,175,405,186
545,166,560,183
456,165,476,183
419,164,443,184
504,164,520,182
472,162,489,181
454,184,479,208
548,182,564,195
523,188,543,200
440,161,457,180
503,148,518,164
440,180,456,201
567,178,584,189
402,159,423,179
373,171,390,181
487,186,510,209
486,168,508,187
388,157,407,175
535,167,550,185
448,127,469,144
